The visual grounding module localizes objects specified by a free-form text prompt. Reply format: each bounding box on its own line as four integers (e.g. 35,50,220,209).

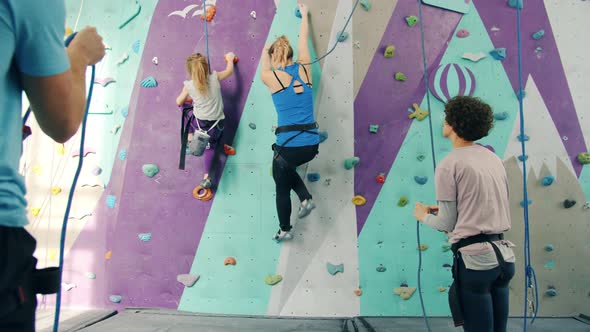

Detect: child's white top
184,71,225,121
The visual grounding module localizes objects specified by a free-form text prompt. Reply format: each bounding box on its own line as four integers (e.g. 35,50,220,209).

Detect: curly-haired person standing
414,96,516,332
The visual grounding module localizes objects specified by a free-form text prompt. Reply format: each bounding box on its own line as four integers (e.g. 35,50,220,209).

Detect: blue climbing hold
517,134,530,142
542,176,554,186
376,264,386,272
546,288,557,297
494,112,509,120
307,173,320,182
326,262,344,275
121,106,129,118
319,131,328,144
138,233,152,242
544,244,554,252
414,176,428,185
142,164,159,178
507,0,523,9
544,261,556,269
490,48,507,61
249,123,256,130
532,29,545,40
294,7,302,18
337,31,349,42
141,76,158,88
517,89,526,100
132,40,140,54
520,199,532,207
442,263,452,268
118,149,127,160
106,195,116,208
109,295,122,303
518,155,528,162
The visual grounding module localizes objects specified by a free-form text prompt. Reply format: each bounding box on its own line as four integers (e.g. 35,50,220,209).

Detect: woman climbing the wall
261,3,319,242
413,96,516,332
176,52,236,189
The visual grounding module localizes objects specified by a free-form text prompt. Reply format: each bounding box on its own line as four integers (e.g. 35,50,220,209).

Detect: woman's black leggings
272,144,319,232
458,256,516,332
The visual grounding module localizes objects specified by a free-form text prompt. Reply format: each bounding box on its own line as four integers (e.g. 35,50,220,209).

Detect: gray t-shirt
184,71,225,121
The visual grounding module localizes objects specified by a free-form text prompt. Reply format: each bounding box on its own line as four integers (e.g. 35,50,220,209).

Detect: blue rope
302,0,361,66
516,3,539,330
416,0,436,331
52,34,96,332
203,0,211,74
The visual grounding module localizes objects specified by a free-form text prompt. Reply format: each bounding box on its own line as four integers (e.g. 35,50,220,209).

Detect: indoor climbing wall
24,0,589,319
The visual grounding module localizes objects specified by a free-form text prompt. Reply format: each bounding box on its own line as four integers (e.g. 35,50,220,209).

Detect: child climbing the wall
176,52,236,189
260,3,319,242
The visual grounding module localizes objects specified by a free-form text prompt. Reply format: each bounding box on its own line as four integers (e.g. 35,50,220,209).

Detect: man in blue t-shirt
0,1,105,330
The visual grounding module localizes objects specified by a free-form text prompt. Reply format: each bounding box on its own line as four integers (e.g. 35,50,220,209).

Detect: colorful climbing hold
31,208,40,217
394,286,417,300
56,144,66,155
442,263,452,268
249,123,256,130
142,164,159,178
494,112,509,120
138,233,152,242
405,16,418,27
397,196,409,207
354,288,363,296
319,131,328,143
518,155,528,162
85,272,96,279
294,7,302,18
337,31,349,42
376,173,386,184
140,76,158,88
177,274,200,287
352,195,367,206
417,154,426,162
369,124,379,133
417,244,429,251
250,10,256,19
121,106,129,118
344,157,360,170
224,144,236,155
201,5,216,22
51,187,62,195
517,89,526,100
584,202,590,210
462,52,487,62
544,244,554,252
265,274,283,286
152,57,159,65
577,152,590,164
408,103,429,121
224,257,237,265
32,165,43,175
62,283,76,291
109,295,122,304
384,45,395,58
106,195,116,208
442,244,452,252
544,261,556,269
546,286,557,297
116,53,129,65
94,77,116,87
520,199,532,207
376,264,386,272
490,48,507,60
360,0,371,11
532,29,545,40
92,167,103,176
326,263,344,275
394,72,407,81
563,199,576,209
507,0,523,9
438,286,447,292
118,149,127,160
105,250,112,260
414,176,428,185
456,29,470,38
517,134,530,142
307,173,320,182
541,176,554,186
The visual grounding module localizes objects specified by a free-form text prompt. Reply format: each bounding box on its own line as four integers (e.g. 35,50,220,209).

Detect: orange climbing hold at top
201,5,216,22
224,257,236,265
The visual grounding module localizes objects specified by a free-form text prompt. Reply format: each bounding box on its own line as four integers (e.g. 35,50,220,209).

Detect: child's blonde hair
268,35,293,68
186,53,209,95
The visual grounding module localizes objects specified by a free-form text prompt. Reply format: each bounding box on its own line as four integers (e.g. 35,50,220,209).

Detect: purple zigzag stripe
440,64,452,101
477,0,586,176
354,2,462,235
466,65,476,96
455,64,467,97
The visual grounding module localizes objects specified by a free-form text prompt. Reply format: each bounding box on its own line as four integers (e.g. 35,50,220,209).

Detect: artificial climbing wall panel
30,0,589,318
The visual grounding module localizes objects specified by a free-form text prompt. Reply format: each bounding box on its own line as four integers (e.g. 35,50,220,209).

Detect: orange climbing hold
224,257,237,265
201,5,216,22
105,250,112,260
354,288,363,296
352,195,367,206
193,186,213,201
224,144,236,156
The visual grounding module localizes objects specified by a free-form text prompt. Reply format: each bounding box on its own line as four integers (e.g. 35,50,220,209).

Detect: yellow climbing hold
394,286,417,300
105,250,112,260
31,208,40,217
51,187,62,195
32,165,43,175
417,244,429,251
408,103,429,121
56,144,66,155
352,195,367,206
438,286,447,292
48,249,57,261
65,26,74,38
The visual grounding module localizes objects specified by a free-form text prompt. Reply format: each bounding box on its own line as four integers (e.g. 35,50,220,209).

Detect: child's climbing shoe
298,199,316,219
224,144,236,155
200,176,212,189
273,229,293,242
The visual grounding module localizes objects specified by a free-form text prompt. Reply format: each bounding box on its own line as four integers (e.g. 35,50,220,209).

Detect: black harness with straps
448,233,507,327
272,122,319,168
179,106,195,170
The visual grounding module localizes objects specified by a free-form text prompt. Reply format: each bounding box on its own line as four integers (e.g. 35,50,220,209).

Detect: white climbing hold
111,124,121,134
354,41,361,49
177,274,200,287
62,282,77,291
250,11,256,19
491,26,500,32
86,272,97,279
152,57,158,65
462,52,487,62
117,53,129,65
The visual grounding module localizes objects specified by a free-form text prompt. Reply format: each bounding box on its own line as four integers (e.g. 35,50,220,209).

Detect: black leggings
272,144,319,231
458,256,516,332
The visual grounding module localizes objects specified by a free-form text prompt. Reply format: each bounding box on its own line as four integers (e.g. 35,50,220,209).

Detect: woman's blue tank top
271,63,319,147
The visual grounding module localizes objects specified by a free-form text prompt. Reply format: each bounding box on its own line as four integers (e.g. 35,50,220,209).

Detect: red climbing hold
376,174,386,184
22,125,32,140
224,144,236,156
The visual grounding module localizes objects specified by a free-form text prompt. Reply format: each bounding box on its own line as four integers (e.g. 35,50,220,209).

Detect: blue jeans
458,256,516,332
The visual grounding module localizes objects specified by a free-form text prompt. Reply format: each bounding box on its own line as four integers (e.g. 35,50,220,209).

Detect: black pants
458,256,516,332
272,144,319,231
0,226,38,332
199,119,225,187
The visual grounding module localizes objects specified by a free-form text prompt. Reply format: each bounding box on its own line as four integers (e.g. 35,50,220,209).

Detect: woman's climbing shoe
273,229,293,242
298,199,316,219
200,176,212,189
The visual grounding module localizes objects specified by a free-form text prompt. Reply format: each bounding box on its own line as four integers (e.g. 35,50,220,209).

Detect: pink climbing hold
456,29,470,38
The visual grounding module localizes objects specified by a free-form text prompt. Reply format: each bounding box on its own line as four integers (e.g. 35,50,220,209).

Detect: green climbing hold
344,157,360,170
417,244,428,251
442,244,452,252
397,196,409,207
376,264,386,272
326,263,344,275
337,31,349,42
384,45,395,58
369,125,379,133
544,261,556,269
417,154,426,162
578,152,590,164
265,274,283,285
142,164,159,178
395,72,407,81
405,16,418,27
360,0,372,11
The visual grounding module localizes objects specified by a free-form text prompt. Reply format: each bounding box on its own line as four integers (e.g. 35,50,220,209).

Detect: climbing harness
272,122,319,168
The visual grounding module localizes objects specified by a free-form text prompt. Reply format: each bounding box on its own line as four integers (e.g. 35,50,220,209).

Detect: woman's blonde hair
186,53,210,95
268,35,293,68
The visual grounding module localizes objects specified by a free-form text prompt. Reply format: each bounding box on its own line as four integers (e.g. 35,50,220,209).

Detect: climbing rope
515,3,539,329
52,32,96,332
202,0,211,74
415,0,436,331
